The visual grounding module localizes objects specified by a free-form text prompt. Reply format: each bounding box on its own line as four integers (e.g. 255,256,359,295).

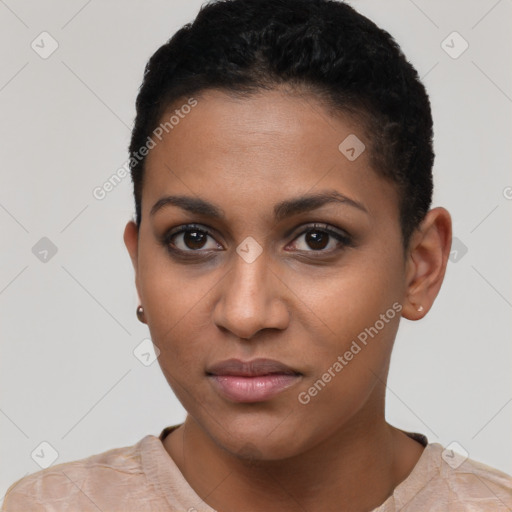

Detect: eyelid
287,222,352,244
165,223,219,240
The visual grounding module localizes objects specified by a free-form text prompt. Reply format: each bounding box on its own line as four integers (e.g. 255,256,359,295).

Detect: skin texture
124,87,452,511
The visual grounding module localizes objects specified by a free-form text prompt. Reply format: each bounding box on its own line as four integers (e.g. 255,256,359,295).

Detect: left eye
287,224,351,252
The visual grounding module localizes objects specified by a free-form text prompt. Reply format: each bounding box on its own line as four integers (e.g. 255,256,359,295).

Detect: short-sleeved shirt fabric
3,425,512,511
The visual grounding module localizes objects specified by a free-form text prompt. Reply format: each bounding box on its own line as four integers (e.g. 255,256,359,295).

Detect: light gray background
1,0,511,502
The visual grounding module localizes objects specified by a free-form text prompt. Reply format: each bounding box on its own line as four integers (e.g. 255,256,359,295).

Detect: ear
402,207,452,320
123,220,142,303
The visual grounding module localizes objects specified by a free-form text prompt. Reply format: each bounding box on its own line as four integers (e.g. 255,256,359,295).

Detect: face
125,87,410,460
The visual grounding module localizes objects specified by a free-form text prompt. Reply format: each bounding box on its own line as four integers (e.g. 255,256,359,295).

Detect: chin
206,414,308,462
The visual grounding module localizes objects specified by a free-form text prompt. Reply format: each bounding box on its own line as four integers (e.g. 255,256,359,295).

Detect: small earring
417,305,424,312
136,305,146,323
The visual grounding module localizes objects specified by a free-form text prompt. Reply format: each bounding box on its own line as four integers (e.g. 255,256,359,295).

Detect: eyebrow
150,190,368,221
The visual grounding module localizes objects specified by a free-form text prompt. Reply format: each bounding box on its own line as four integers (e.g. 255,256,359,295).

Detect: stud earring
136,305,146,323
417,305,424,312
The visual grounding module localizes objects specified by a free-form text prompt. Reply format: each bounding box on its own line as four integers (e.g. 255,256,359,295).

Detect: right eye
163,224,223,254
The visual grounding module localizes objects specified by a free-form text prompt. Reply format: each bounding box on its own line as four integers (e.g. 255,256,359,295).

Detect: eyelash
162,223,353,258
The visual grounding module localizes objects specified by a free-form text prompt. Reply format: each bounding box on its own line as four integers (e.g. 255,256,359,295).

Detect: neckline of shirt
140,424,441,512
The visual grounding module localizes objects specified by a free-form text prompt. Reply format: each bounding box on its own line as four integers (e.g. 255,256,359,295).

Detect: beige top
2,425,512,511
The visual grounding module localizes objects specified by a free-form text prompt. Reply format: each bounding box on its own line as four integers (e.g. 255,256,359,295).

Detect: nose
212,248,290,340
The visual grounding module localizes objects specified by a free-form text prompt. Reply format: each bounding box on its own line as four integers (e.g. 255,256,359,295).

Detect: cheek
294,294,400,430
137,248,216,366
292,247,403,392
296,250,402,338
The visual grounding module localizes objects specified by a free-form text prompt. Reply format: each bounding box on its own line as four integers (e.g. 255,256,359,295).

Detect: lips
206,358,301,377
206,358,302,402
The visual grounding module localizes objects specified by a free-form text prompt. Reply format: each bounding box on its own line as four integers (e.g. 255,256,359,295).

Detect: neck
164,407,424,511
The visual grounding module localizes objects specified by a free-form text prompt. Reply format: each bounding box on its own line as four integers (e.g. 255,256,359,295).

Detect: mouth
206,358,303,403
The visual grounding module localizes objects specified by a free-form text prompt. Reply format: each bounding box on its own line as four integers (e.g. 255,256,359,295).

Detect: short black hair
128,0,434,247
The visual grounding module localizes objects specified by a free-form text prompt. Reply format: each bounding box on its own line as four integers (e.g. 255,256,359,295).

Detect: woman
3,0,512,510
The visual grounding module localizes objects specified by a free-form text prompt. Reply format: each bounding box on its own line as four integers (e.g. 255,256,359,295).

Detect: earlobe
402,207,452,320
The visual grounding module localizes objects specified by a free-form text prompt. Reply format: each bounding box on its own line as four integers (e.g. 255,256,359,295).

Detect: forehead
142,88,398,225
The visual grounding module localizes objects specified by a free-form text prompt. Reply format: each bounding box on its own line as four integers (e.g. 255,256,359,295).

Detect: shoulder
393,443,512,511
2,435,158,512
